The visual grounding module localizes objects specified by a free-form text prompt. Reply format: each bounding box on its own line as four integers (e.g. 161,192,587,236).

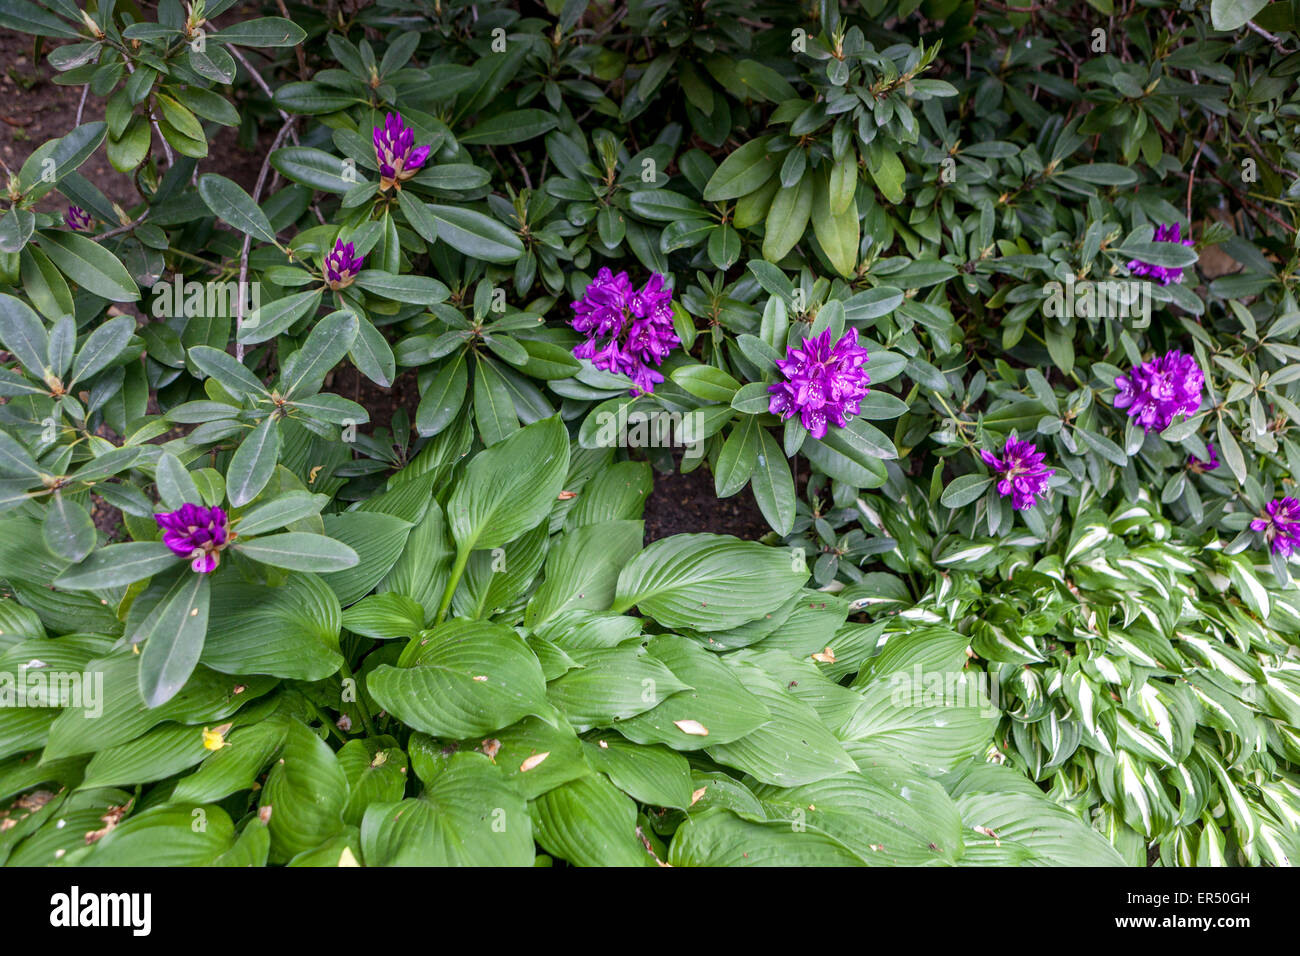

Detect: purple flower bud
1188,442,1219,472
767,327,871,440
324,239,364,290
1114,349,1204,433
980,436,1055,511
373,112,431,190
1126,222,1195,286
570,268,679,396
1251,497,1300,557
64,206,93,232
155,503,230,573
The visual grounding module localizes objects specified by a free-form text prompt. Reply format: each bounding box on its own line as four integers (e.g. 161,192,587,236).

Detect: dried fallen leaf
674,719,709,736
520,751,550,772
480,738,501,761
811,646,837,663
690,787,707,806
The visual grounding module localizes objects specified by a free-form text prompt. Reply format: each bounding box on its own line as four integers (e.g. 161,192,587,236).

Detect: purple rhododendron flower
1114,349,1204,433
373,112,431,189
570,267,678,395
155,503,229,573
1189,442,1219,472
324,240,364,290
1127,222,1195,286
980,435,1055,510
767,327,871,440
1251,497,1300,557
64,206,92,231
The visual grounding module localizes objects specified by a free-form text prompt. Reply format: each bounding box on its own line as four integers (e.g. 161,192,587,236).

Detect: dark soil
642,455,770,542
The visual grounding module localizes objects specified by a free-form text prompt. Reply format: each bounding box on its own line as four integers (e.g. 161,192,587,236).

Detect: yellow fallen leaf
811,646,836,663
520,752,550,772
690,787,707,806
674,719,709,736
338,847,360,867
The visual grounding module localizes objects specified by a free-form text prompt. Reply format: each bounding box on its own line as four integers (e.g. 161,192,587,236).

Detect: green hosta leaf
583,736,694,809
546,644,690,726
368,620,552,738
202,572,341,680
668,808,865,866
446,416,569,553
753,760,965,865
525,520,643,626
955,791,1126,866
360,753,534,865
171,715,290,803
42,494,96,562
707,660,857,785
86,804,236,866
530,772,652,867
261,719,349,861
618,634,771,748
612,533,807,631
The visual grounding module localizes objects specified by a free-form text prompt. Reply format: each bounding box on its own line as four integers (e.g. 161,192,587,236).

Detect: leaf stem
434,546,471,624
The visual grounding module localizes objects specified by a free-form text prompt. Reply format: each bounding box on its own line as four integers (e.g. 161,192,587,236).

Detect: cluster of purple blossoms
156,504,230,573
373,112,430,190
1114,349,1204,433
767,327,871,439
1251,498,1300,557
981,435,1055,511
64,206,92,231
570,268,679,395
324,239,364,290
1189,443,1219,472
1127,222,1195,286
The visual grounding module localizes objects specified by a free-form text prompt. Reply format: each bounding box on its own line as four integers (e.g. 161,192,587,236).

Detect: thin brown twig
75,84,89,126
236,116,298,361
229,45,301,145
92,209,149,243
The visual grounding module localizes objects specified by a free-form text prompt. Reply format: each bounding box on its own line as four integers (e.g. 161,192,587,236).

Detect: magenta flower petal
1112,350,1203,433
154,503,229,574
767,327,871,438
1254,498,1300,556
982,436,1054,510
324,239,364,290
569,269,678,396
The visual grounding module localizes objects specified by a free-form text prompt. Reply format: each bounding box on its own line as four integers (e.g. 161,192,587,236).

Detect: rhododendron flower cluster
1114,350,1204,433
767,327,871,439
570,268,678,395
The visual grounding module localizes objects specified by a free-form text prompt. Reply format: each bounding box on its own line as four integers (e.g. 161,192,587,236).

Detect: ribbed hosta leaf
367,620,552,738
360,754,534,865
706,660,856,785
612,533,807,631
